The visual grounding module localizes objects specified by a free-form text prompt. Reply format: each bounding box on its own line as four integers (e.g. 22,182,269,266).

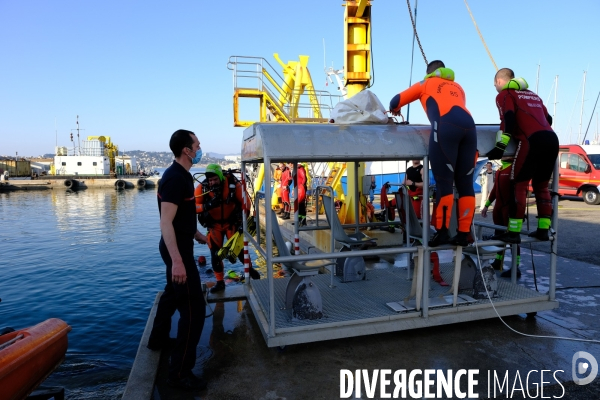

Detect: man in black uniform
147,129,208,391
404,160,424,218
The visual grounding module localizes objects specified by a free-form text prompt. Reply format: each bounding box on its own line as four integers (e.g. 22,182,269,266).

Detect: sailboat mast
535,63,540,93
553,75,558,129
76,115,81,156
578,71,587,144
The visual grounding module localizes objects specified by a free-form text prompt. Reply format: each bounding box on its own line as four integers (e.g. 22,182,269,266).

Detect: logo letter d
572,351,598,385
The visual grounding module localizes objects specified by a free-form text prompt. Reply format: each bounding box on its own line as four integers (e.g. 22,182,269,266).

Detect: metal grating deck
246,261,558,346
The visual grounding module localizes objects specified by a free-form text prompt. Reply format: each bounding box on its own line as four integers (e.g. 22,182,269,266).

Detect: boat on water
0,318,71,400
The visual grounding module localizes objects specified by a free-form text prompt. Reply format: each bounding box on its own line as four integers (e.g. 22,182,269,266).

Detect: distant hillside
1,150,227,171
124,150,225,170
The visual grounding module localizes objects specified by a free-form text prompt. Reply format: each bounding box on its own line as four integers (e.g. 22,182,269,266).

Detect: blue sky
1,0,599,157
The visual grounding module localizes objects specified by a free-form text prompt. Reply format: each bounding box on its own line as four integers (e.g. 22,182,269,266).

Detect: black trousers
150,237,205,379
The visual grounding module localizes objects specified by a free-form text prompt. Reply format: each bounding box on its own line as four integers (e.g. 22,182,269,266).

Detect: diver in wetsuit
390,60,477,247
488,68,558,244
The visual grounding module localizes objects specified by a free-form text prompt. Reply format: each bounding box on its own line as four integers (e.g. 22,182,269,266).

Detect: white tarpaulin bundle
330,90,389,124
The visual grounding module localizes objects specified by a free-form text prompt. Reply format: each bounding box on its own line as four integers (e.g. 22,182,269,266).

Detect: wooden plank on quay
206,284,246,303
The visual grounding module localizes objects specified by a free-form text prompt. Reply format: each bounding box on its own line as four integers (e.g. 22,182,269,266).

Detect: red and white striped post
244,241,250,281
241,170,251,281
294,233,300,255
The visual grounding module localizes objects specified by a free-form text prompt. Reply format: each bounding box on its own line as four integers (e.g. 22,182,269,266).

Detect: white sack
330,90,389,124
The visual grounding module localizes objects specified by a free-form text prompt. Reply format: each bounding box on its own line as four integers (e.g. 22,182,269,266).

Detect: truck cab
558,144,600,204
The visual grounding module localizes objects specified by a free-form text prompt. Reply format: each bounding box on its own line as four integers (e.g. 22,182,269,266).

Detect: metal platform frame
240,123,560,347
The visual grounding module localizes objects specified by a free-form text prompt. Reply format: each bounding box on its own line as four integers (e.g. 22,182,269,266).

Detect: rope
406,0,419,122
405,0,427,65
463,0,498,71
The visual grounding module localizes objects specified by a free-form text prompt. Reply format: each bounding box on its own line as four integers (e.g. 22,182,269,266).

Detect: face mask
188,147,202,164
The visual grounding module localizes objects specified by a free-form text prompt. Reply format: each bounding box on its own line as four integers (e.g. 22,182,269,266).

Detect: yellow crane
342,0,372,224
229,0,373,224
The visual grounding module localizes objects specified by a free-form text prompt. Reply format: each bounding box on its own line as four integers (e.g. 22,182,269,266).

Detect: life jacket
195,172,244,228
501,77,528,91
423,67,455,81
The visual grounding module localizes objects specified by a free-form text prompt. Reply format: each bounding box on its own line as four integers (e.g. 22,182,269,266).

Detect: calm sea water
0,167,257,398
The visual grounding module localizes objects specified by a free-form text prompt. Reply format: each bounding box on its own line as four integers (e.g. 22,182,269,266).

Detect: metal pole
293,162,299,255
354,161,360,234
553,75,558,129
535,63,540,94
422,155,430,318
578,71,587,144
403,185,412,280
582,91,600,144
549,158,559,301
264,158,275,338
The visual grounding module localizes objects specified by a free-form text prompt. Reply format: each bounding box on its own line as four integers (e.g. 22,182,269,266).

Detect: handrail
228,55,342,121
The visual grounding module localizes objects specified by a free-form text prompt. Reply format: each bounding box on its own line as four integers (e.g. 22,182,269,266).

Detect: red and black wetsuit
496,88,559,221
280,166,292,213
293,164,307,219
487,163,520,263
489,164,512,231
393,70,477,233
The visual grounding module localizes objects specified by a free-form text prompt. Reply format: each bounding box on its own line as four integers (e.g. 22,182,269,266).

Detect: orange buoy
197,256,207,266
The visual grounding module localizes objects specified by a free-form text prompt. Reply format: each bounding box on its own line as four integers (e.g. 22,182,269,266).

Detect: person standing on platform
487,68,558,244
293,162,308,226
195,164,260,293
480,162,495,210
404,159,425,218
390,60,477,247
272,163,283,213
481,158,522,277
279,163,292,220
147,129,208,391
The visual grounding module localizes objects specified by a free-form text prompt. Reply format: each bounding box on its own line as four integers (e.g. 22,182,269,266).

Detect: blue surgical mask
189,147,202,164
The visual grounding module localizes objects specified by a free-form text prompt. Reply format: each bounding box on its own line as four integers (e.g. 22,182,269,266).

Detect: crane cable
405,0,427,65
463,0,498,71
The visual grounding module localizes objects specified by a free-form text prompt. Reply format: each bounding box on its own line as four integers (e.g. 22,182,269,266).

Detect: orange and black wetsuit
195,176,250,283
391,68,477,233
496,85,558,223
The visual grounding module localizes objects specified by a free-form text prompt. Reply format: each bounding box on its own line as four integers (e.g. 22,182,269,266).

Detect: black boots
449,231,470,247
490,259,503,271
249,267,261,280
280,212,290,220
210,280,225,293
429,227,450,247
500,268,521,278
491,230,521,244
528,228,549,241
